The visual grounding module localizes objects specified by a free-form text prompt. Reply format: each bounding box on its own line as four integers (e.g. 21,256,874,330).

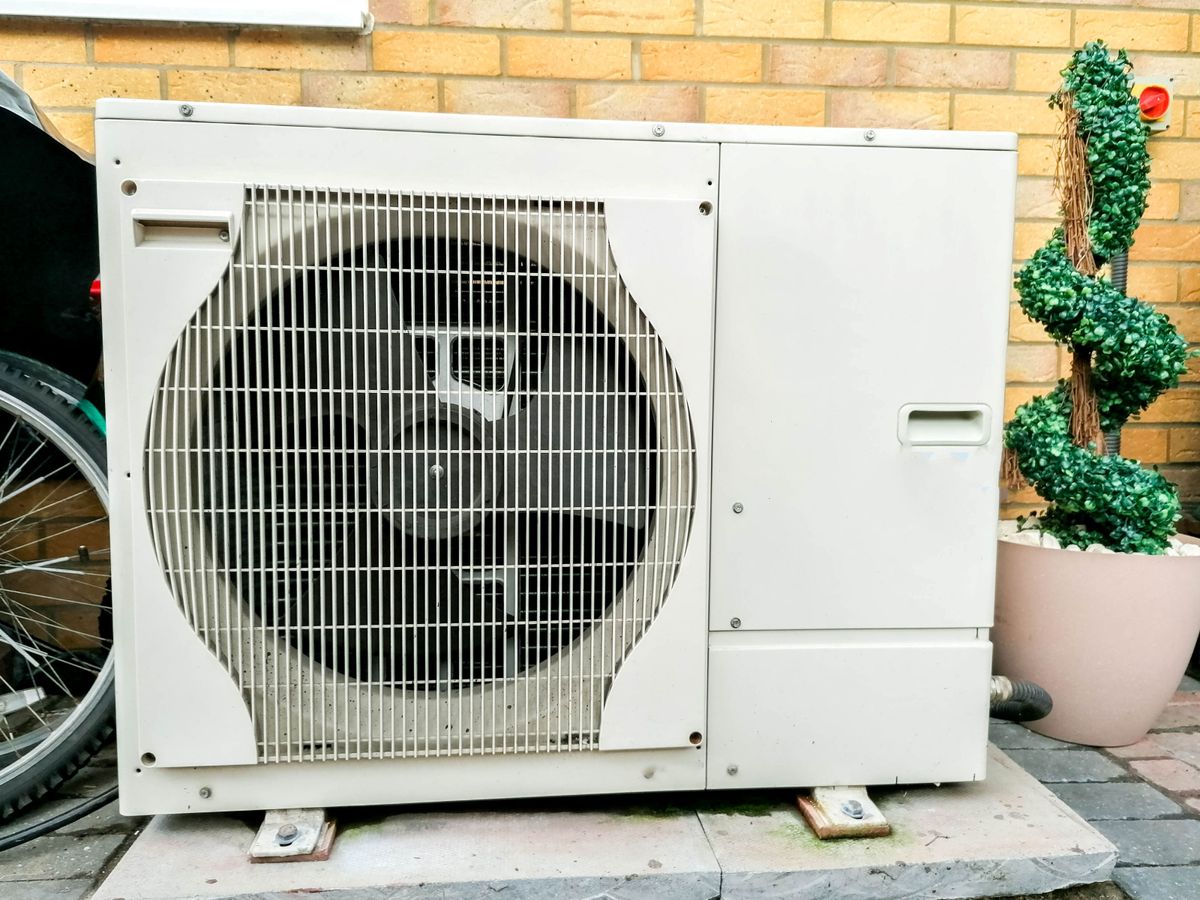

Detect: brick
1017,137,1056,177
1015,179,1056,219
1152,701,1200,728
1004,748,1125,783
703,0,824,39
571,0,693,35
1006,343,1057,382
167,69,301,104
1108,737,1170,759
1121,427,1169,464
1013,222,1055,260
894,48,1009,90
1076,10,1190,53
829,90,948,130
1151,143,1200,181
1150,732,1200,768
1127,265,1178,302
1137,390,1200,424
768,46,886,88
375,31,499,76
988,722,1070,750
1146,182,1181,220
706,87,824,126
1009,305,1048,343
577,84,699,122
1006,386,1042,419
1182,267,1200,301
1164,464,1200,501
444,80,571,117
436,0,562,29
43,111,94,154
1129,223,1200,262
1128,52,1200,98
955,94,1058,135
0,22,86,63
1093,820,1200,866
1168,427,1200,462
643,41,762,84
1115,868,1200,900
94,25,229,66
831,1,949,43
1048,783,1182,821
234,30,366,71
304,74,437,111
507,36,629,80
1161,306,1200,344
371,0,429,24
1014,53,1067,94
22,65,160,107
956,6,1071,48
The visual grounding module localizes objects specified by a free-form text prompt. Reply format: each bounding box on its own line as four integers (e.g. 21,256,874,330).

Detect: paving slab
0,833,128,882
95,747,1115,900
990,722,1074,751
1113,865,1200,900
1047,783,1183,821
1092,820,1200,867
1005,750,1126,784
1,880,94,900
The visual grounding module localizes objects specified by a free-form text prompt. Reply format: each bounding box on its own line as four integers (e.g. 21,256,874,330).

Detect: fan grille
145,187,695,762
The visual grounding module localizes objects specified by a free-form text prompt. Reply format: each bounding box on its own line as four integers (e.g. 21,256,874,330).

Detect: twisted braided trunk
1005,43,1190,555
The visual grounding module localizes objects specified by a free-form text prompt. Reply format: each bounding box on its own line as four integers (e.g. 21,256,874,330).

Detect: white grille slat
146,186,695,763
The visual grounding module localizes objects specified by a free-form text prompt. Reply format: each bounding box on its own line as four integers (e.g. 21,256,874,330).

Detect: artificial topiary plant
1005,41,1190,555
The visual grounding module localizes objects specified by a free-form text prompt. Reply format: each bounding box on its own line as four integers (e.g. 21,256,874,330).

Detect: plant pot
992,535,1200,747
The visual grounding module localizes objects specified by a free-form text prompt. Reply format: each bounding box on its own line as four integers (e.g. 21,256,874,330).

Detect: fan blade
500,337,652,529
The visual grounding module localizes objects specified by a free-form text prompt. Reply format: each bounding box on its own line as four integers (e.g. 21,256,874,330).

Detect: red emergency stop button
1139,85,1170,122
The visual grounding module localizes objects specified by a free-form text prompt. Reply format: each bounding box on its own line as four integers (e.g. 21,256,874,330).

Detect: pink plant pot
993,535,1200,747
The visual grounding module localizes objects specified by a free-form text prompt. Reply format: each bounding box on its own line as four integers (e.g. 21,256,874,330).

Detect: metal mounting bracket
797,786,891,840
249,807,336,862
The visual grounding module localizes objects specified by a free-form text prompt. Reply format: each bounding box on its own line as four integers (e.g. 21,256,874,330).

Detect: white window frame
0,0,368,29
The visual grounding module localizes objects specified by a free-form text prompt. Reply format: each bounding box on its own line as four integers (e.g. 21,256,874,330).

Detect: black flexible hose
991,679,1054,723
0,785,119,853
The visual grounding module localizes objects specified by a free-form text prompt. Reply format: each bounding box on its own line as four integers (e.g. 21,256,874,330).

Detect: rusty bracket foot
249,807,336,862
797,786,891,840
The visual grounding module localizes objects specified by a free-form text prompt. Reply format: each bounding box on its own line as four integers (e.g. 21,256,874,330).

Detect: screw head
864,129,877,142
732,502,744,514
218,228,230,242
179,103,194,118
198,786,212,799
276,823,299,845
727,764,738,776
730,617,741,629
643,767,655,779
841,799,865,820
652,124,666,137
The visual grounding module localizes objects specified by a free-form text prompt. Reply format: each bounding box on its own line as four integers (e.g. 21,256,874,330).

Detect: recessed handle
132,208,233,246
898,404,991,447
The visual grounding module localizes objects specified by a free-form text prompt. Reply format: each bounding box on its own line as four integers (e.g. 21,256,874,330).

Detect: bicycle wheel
0,361,112,820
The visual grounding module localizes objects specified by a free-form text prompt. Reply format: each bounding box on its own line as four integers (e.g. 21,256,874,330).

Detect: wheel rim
0,389,112,788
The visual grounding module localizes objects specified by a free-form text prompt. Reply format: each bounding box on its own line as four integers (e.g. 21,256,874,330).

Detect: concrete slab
704,748,1116,899
95,747,1115,900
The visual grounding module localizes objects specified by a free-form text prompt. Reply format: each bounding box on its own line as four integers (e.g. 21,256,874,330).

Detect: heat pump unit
97,102,1015,815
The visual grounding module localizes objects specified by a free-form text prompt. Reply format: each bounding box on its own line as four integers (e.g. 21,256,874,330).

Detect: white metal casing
96,101,1015,815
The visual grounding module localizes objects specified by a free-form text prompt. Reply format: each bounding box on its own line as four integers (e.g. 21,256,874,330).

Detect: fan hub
395,404,492,539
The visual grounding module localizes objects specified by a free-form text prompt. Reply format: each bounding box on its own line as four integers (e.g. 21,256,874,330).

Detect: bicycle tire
0,361,113,822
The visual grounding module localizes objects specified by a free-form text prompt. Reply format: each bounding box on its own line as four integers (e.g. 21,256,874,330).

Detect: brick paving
992,674,1200,900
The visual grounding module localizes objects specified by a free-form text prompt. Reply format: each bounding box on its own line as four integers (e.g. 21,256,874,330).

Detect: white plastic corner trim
0,0,368,29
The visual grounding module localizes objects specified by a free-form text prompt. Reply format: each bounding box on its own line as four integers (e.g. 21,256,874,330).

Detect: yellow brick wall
2,1,1199,516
